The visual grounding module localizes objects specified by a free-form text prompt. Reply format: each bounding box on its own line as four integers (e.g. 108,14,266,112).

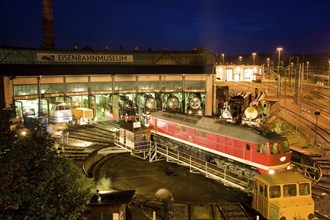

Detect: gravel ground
313,149,330,218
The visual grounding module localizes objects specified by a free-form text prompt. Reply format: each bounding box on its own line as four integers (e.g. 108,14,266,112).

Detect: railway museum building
0,47,218,122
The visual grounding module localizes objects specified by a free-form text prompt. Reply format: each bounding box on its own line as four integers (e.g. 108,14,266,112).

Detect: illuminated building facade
216,64,264,82
0,47,217,121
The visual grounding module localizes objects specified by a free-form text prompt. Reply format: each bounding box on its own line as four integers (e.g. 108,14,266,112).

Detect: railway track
65,122,116,146
291,148,330,218
132,195,253,220
311,155,330,198
58,146,89,160
56,122,118,160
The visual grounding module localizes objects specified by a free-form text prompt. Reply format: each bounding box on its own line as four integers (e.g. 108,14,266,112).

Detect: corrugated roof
254,172,311,185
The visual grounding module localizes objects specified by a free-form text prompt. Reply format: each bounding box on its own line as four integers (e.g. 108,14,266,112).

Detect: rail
82,148,106,178
279,106,330,149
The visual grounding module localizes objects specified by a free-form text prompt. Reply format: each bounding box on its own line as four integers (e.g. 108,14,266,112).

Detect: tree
0,110,93,219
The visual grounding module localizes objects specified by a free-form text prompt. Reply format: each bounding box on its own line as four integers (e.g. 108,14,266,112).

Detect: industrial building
0,47,219,122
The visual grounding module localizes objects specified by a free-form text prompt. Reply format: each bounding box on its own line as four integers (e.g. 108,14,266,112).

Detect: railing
82,147,108,178
151,142,252,192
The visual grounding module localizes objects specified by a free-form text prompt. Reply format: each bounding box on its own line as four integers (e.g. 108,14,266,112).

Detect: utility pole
270,70,281,133
293,57,300,104
314,111,320,146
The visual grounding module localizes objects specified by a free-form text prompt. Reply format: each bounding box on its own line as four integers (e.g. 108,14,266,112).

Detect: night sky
1,0,329,55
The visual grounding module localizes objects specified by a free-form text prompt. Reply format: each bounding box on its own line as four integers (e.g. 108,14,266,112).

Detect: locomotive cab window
259,185,264,196
283,184,297,197
269,185,281,198
256,143,266,154
299,183,310,195
270,142,279,155
282,140,290,153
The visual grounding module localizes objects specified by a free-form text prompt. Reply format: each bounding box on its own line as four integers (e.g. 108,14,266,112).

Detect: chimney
42,0,55,49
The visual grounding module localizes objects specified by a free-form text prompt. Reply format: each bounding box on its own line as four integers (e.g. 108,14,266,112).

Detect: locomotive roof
151,111,287,143
254,172,311,185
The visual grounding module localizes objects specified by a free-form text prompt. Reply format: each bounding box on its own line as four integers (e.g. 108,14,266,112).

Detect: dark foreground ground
96,153,251,219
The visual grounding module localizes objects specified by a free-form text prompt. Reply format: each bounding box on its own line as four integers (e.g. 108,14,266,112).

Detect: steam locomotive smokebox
117,121,151,150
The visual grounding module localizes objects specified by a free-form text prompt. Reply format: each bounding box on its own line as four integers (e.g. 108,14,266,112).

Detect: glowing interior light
269,170,275,175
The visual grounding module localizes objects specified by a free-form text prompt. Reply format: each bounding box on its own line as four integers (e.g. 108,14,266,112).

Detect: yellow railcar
252,172,315,220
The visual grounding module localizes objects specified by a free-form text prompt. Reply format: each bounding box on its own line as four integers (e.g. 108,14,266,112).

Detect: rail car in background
252,73,262,83
49,102,72,123
148,111,293,179
252,172,314,220
187,93,203,116
227,92,252,123
119,96,137,122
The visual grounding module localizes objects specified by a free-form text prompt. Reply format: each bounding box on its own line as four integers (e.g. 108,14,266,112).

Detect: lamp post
284,68,287,131
269,69,281,133
277,47,283,74
221,53,225,65
289,62,293,87
252,52,256,65
314,111,320,146
276,47,283,99
267,58,270,91
239,56,242,65
328,59,330,86
306,61,309,81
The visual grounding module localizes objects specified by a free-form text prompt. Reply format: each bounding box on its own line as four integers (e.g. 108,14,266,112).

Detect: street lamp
289,62,293,87
277,47,283,74
314,111,320,146
252,52,256,65
306,61,309,81
271,70,281,131
267,58,270,91
239,56,242,65
328,59,330,86
276,48,283,101
221,53,225,65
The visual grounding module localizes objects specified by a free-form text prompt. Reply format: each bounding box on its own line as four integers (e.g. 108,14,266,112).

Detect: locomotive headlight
286,164,294,170
189,97,201,109
280,156,286,162
269,170,275,174
145,97,157,110
167,96,179,109
188,110,192,114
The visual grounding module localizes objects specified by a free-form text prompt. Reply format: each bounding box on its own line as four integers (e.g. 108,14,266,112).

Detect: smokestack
42,0,55,49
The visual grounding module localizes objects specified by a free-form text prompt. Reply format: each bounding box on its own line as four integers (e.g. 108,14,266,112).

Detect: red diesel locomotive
148,111,293,178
